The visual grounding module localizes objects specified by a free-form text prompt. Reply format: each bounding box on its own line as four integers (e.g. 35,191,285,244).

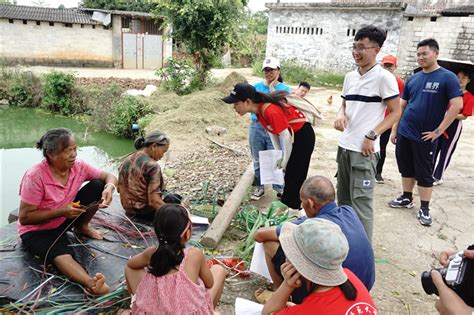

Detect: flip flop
255,287,274,304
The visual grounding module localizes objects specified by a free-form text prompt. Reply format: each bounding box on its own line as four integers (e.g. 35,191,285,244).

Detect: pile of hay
146,72,249,141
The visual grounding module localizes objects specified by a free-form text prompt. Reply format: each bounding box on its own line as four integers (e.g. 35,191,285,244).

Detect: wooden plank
200,164,254,248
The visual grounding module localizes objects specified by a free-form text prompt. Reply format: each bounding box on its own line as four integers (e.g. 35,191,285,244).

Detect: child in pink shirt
124,204,227,314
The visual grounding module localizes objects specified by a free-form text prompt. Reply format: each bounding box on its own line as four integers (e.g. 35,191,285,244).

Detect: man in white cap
250,56,291,200
263,218,377,314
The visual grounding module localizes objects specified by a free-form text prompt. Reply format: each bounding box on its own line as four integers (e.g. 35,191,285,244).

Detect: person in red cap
376,55,405,184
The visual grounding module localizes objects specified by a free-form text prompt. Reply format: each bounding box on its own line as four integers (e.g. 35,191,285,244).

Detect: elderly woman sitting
118,129,176,221
18,128,118,295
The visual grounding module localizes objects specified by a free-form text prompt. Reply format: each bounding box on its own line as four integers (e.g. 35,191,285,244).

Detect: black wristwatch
365,130,378,141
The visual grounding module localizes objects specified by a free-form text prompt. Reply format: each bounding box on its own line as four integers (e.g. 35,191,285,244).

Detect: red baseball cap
382,55,397,65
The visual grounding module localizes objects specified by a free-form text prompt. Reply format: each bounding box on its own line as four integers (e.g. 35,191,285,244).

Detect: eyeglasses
351,45,378,52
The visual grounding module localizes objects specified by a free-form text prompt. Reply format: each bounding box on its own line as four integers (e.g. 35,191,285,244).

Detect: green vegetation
231,11,268,67
154,0,245,87
42,71,76,115
252,58,344,88
79,0,156,12
109,96,153,138
0,68,42,107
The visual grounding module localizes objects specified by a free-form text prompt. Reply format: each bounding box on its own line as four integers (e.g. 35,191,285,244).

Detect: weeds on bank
252,58,344,88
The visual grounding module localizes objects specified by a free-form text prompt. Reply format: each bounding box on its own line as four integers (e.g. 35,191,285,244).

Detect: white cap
261,57,281,70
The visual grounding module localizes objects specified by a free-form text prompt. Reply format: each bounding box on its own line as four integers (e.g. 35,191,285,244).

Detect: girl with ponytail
222,83,315,211
124,204,227,314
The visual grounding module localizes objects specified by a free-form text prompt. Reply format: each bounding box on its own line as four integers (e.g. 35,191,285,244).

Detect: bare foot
90,273,110,295
255,287,274,304
76,226,103,240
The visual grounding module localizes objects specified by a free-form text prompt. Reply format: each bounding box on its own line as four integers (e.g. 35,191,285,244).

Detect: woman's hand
62,203,86,219
99,184,114,208
280,262,302,289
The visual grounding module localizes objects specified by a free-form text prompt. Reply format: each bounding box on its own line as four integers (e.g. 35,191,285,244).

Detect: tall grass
251,58,344,88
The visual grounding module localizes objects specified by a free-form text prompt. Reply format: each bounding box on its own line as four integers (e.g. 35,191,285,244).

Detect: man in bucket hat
263,219,377,315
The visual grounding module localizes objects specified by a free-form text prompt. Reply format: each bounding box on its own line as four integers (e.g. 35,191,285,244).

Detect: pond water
0,107,134,227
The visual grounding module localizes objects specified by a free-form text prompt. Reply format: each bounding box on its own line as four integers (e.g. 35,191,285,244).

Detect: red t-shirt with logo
274,269,378,315
257,103,306,135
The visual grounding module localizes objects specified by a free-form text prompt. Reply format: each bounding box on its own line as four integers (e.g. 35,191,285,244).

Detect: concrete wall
0,18,113,67
397,15,474,77
266,7,403,73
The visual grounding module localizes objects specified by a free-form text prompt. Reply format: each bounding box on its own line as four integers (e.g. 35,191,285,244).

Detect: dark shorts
20,219,75,264
272,245,309,304
396,135,437,187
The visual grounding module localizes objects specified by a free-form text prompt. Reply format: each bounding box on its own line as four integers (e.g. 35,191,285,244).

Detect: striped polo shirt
339,64,399,153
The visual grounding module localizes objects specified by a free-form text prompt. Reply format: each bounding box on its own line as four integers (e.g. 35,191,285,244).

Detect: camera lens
421,270,439,296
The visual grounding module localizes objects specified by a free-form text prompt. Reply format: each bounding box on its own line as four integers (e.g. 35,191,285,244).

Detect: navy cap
222,83,256,104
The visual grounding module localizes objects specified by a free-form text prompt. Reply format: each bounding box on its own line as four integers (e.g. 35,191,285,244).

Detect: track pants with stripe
433,119,463,181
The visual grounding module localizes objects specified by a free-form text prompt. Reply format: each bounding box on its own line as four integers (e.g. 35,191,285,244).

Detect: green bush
0,68,42,107
156,57,204,95
109,96,153,138
81,84,123,131
42,71,76,115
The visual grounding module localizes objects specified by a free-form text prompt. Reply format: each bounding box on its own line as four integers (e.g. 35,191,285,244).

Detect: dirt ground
27,66,474,314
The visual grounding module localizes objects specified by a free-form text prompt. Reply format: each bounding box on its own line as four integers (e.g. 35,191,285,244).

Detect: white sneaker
251,188,265,200
433,179,443,186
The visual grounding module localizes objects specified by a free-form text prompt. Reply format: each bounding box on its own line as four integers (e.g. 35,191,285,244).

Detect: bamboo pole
200,163,254,248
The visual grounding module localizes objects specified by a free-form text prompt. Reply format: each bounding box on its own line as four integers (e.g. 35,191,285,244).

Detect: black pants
433,120,462,181
376,128,391,175
281,123,315,209
21,179,105,263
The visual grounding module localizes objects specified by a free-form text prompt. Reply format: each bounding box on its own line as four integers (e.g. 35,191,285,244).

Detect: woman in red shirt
222,83,315,210
433,70,473,184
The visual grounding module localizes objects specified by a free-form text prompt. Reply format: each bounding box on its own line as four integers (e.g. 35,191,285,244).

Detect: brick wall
266,7,404,73
0,19,113,67
397,15,474,77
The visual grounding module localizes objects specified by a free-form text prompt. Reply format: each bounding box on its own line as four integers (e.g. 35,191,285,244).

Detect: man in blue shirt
389,38,463,226
253,175,375,303
250,57,291,201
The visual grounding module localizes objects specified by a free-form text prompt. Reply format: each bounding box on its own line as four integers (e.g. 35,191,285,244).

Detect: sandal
255,287,274,304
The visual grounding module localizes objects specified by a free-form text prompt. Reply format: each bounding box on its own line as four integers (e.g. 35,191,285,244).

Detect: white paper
235,297,264,315
259,150,285,185
249,242,273,282
190,215,209,225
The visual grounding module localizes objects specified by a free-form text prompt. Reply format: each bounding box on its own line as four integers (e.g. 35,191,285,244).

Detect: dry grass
146,72,249,142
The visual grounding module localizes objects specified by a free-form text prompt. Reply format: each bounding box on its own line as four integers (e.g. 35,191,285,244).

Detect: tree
231,10,268,66
154,0,246,85
79,0,156,12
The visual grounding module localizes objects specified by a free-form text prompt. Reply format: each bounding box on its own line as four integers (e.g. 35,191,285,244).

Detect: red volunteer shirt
274,269,378,315
257,103,305,135
461,91,473,116
384,76,404,117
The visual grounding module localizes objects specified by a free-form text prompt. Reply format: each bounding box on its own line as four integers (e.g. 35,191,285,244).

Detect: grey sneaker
417,207,432,226
375,173,384,184
389,196,414,208
251,188,264,200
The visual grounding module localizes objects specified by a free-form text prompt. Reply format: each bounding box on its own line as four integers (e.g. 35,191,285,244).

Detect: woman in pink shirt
18,128,118,295
124,204,227,314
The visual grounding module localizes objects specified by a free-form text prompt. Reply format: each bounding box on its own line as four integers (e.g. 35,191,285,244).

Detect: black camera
421,245,474,307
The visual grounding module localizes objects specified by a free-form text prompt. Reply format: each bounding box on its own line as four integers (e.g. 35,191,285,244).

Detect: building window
36,21,40,26
352,29,356,36
81,24,84,28
320,28,323,35
311,28,314,35
92,25,96,29
23,20,27,25
9,19,14,23
49,22,54,26
64,23,73,28
347,29,350,36
408,16,414,21
430,17,437,22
